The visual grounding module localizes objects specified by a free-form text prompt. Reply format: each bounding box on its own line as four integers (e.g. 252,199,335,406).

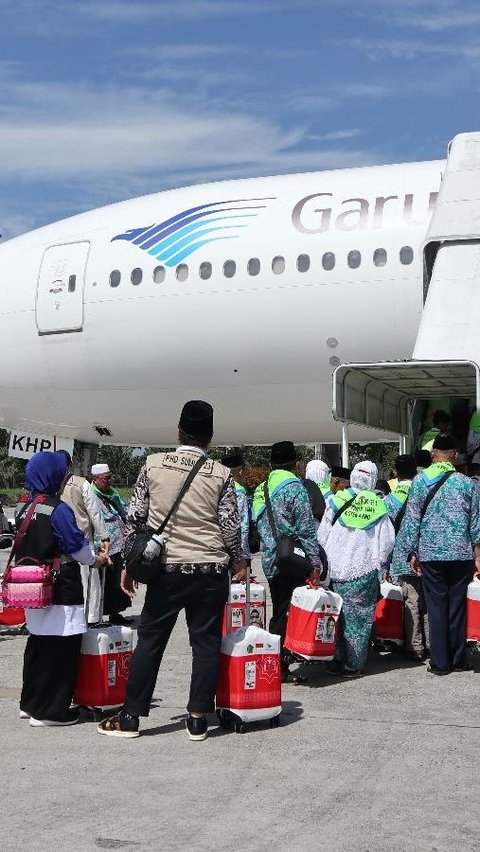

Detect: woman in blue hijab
18,452,106,727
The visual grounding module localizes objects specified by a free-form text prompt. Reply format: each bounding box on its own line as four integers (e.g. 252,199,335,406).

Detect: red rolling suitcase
374,581,404,645
216,566,281,733
466,578,480,642
73,566,134,710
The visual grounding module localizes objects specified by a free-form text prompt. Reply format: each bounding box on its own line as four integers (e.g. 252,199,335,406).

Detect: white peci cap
91,463,110,476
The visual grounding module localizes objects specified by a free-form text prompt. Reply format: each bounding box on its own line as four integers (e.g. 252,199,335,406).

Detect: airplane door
36,241,90,333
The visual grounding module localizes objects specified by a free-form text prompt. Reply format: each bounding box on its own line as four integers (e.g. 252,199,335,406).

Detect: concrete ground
1,551,479,852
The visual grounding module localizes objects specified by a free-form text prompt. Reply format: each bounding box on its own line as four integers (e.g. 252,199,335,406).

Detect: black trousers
124,571,229,716
20,633,82,721
267,572,299,669
103,552,132,616
421,559,473,672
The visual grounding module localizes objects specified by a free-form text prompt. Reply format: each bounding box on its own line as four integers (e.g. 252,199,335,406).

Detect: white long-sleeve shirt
318,499,395,582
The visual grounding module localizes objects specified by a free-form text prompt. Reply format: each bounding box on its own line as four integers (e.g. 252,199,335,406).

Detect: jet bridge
332,360,480,465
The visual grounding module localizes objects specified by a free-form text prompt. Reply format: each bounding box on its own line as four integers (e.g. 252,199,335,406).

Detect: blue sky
1,0,479,240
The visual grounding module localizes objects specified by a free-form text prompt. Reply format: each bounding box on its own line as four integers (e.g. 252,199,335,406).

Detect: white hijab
305,460,330,486
351,460,378,492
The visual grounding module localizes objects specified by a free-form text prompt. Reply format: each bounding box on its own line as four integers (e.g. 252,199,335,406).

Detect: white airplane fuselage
0,159,443,445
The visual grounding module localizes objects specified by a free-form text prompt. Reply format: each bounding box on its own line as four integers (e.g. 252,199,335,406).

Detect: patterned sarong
331,570,379,671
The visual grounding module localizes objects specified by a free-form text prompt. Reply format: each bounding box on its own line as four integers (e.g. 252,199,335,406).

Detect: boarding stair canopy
332,360,480,438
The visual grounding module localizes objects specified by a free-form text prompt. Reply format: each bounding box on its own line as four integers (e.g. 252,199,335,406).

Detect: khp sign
9,432,75,461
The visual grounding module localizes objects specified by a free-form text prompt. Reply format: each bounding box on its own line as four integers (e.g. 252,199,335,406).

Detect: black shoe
426,665,450,676
452,662,474,672
186,714,208,741
109,614,134,626
281,670,308,685
325,660,343,675
97,708,140,738
403,650,426,663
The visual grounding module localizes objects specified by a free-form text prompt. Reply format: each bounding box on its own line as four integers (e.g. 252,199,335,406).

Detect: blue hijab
25,451,69,498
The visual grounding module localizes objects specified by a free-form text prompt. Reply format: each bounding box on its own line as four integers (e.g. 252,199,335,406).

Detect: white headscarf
305,460,330,486
351,460,378,492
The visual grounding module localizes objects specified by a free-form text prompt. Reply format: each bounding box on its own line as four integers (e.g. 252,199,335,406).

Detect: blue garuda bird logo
111,197,275,267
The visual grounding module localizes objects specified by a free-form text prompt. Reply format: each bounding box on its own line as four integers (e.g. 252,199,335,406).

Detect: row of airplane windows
108,245,415,287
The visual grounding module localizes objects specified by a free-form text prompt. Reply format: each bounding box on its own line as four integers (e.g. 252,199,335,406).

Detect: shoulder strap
419,471,454,524
7,495,47,565
155,455,206,535
332,495,356,525
263,481,279,542
394,500,408,534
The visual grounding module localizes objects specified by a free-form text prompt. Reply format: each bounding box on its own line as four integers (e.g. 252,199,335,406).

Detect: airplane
0,152,446,451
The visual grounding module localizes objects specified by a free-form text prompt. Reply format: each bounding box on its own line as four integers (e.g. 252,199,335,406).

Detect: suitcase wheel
269,716,280,728
234,722,246,734
217,709,233,731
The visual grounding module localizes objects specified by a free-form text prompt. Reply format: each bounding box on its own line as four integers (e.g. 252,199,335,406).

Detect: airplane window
176,264,189,282
199,262,212,280
297,254,310,272
347,250,361,269
223,260,236,278
272,256,285,274
373,248,387,267
131,268,143,286
400,246,414,265
68,275,76,293
248,258,260,276
109,270,121,288
153,265,165,283
322,252,335,271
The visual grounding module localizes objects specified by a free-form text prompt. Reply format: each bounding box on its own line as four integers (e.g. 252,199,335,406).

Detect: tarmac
1,549,480,852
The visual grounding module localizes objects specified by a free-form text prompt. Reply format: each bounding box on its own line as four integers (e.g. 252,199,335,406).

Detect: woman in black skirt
18,451,106,727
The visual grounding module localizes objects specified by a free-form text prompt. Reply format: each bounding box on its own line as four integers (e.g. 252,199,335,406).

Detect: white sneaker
29,710,80,727
19,710,30,719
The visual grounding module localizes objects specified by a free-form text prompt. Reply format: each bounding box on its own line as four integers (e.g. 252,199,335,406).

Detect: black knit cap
178,400,213,440
221,449,244,468
432,432,457,451
270,441,298,466
330,465,352,479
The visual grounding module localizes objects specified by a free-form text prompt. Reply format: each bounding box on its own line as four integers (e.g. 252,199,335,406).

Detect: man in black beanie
98,400,245,741
391,433,480,675
253,441,326,683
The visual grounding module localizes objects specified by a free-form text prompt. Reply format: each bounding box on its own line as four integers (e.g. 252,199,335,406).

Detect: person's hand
121,568,137,598
381,569,391,582
93,552,111,569
410,554,421,576
99,539,110,556
474,556,480,577
232,559,247,583
309,568,321,586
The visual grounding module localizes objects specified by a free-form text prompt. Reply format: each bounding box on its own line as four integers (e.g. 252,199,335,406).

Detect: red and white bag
216,624,281,724
284,583,343,661
73,624,134,709
222,578,267,635
374,581,404,645
466,577,480,642
74,566,134,709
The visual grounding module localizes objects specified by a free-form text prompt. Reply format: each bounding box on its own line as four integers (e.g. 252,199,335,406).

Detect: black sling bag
263,482,313,581
126,455,206,583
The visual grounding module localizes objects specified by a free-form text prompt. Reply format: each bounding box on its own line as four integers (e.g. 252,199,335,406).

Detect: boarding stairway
332,132,480,459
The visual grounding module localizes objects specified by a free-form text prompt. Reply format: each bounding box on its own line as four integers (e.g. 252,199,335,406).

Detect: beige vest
61,474,93,542
146,450,230,564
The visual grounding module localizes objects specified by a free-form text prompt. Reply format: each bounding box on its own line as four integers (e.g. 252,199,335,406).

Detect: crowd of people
10,401,480,740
